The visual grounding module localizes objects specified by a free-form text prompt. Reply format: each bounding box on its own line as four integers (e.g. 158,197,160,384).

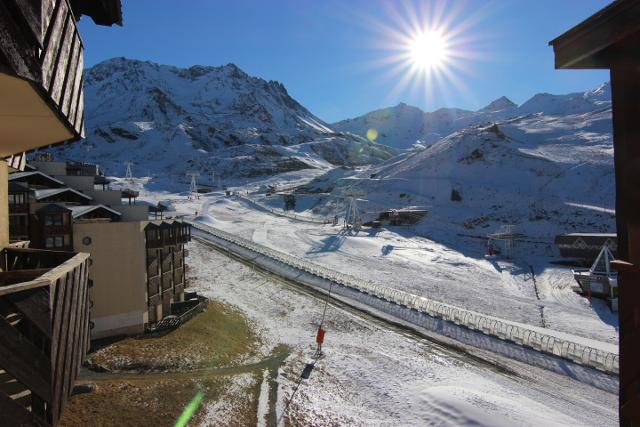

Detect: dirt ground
59,301,273,427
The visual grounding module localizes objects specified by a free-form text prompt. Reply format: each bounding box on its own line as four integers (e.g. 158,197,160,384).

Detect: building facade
0,0,122,424
8,159,191,339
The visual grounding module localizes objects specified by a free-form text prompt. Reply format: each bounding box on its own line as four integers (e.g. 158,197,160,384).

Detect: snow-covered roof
68,204,121,219
33,187,93,201
9,170,65,185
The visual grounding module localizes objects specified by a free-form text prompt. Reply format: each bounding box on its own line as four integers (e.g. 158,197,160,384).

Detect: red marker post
316,326,325,345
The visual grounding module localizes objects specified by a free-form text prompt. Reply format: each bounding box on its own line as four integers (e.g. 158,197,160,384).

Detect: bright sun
408,31,449,71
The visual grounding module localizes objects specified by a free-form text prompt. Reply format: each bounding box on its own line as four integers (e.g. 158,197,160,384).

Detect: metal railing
188,220,619,374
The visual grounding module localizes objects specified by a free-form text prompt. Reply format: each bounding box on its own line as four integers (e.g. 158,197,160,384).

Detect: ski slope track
188,219,618,378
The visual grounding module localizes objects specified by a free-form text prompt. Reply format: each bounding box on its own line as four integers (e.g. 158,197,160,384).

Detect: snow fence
188,220,619,375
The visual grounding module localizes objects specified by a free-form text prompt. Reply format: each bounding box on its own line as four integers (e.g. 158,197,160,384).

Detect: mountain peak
479,96,516,112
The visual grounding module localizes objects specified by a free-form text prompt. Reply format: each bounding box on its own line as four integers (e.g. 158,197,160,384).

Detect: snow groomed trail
187,219,618,380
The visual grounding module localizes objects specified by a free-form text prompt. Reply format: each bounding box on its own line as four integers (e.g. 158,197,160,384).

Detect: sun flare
408,31,448,71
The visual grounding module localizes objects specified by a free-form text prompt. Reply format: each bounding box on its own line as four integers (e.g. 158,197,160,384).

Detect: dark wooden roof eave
549,0,640,69
70,0,123,26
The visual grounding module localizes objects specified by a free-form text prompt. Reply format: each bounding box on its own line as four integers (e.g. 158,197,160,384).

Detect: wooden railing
145,222,192,249
0,247,90,426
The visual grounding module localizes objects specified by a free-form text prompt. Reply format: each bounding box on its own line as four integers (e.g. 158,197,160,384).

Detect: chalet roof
549,0,640,69
121,188,139,198
8,181,29,193
148,201,169,212
9,171,65,186
68,204,121,219
33,187,93,202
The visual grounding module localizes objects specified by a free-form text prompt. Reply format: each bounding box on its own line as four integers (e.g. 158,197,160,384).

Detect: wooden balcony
145,222,191,249
147,275,160,297
173,267,184,287
9,204,29,214
161,272,173,292
0,247,90,426
0,0,85,157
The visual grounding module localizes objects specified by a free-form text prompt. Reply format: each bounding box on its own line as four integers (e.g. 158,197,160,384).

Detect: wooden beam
0,390,43,427
0,268,51,285
0,315,52,403
4,247,74,256
549,0,640,69
6,287,52,339
0,279,50,297
610,63,640,261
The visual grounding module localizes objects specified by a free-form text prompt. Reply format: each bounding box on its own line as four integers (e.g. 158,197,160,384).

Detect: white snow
187,239,617,426
332,82,611,150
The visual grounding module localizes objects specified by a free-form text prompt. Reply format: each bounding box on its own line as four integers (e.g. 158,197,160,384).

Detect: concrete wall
73,221,149,339
0,162,8,249
116,204,148,221
83,190,122,206
53,175,94,191
30,160,66,175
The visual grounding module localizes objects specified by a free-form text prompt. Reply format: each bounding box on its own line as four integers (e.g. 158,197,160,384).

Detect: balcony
145,222,191,249
147,275,160,298
0,246,90,426
8,204,29,214
0,0,85,158
161,271,174,292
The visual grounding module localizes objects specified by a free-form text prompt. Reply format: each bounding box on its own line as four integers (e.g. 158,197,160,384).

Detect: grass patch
59,374,261,427
59,300,267,426
89,300,258,371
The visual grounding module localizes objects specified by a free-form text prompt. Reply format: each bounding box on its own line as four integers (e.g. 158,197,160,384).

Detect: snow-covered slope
332,83,611,150
47,57,393,181
324,100,615,241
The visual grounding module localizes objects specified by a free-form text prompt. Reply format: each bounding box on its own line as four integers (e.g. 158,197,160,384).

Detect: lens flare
366,128,378,142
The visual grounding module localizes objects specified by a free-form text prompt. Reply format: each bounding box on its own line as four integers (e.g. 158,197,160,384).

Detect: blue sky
79,0,611,123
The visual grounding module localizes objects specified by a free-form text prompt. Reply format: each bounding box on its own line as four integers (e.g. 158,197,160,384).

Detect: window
45,236,65,248
8,194,25,204
45,214,63,226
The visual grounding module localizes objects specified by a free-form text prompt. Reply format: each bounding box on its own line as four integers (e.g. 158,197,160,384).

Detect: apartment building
8,158,191,338
0,0,122,424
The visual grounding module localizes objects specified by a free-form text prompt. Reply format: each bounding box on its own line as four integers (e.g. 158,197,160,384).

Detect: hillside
332,83,611,150
322,96,615,241
46,57,393,182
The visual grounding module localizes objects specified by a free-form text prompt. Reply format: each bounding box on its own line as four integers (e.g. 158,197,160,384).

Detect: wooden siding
0,247,90,426
1,0,85,141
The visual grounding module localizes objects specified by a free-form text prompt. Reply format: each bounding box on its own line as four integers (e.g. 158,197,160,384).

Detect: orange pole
316,327,325,345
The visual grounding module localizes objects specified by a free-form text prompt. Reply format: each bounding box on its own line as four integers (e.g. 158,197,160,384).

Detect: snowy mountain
332,83,611,150
320,92,615,240
47,57,393,181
